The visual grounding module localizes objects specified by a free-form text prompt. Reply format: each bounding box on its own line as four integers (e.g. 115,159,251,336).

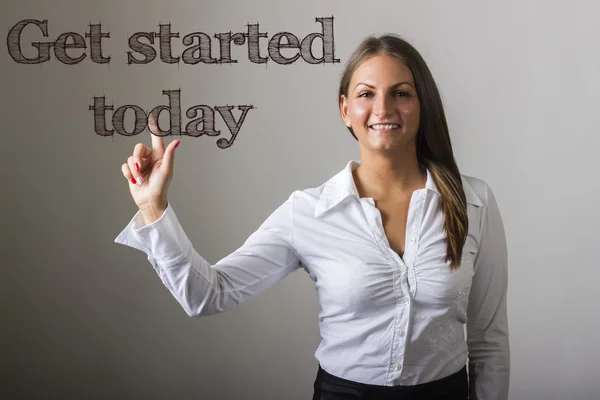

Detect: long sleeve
114,193,302,317
466,183,510,400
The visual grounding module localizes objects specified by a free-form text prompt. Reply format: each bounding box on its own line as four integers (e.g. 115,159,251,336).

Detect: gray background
2,0,599,399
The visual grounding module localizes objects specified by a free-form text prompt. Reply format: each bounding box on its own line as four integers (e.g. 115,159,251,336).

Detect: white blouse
115,161,510,399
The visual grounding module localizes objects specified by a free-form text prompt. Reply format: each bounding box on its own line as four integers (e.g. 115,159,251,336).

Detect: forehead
350,54,415,86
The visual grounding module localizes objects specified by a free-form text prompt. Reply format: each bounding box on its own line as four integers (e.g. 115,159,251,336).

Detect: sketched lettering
6,17,339,147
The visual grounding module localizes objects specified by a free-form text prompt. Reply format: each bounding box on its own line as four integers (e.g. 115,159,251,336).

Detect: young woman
116,35,510,400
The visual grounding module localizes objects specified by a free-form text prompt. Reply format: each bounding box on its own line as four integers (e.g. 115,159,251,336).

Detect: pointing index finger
147,111,165,151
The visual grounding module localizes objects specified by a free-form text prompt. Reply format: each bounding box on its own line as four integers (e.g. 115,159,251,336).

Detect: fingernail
135,162,140,171
130,178,137,184
137,177,143,185
175,141,180,149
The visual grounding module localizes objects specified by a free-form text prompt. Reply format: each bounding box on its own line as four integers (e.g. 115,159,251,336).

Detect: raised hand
121,112,180,224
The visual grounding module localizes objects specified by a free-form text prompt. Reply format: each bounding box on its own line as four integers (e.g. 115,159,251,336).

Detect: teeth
371,124,399,130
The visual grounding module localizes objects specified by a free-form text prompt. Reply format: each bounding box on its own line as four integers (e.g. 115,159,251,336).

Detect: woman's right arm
115,195,301,317
116,113,302,316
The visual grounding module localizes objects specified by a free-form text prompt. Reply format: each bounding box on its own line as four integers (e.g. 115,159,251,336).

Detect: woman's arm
115,193,301,317
466,183,510,400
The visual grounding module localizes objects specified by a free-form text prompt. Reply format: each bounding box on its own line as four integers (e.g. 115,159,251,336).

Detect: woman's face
340,54,421,154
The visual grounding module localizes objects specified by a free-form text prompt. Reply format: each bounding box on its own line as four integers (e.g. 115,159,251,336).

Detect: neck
353,147,426,200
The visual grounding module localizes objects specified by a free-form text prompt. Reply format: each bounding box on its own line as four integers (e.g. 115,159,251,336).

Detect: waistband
313,365,468,398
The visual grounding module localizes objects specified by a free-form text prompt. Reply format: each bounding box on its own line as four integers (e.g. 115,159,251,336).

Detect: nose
373,93,393,118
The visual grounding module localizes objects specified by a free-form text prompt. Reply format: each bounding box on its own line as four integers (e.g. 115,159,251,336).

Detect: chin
365,142,399,154
370,136,401,149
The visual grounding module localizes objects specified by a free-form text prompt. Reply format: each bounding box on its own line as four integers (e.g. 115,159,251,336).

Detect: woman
116,35,509,400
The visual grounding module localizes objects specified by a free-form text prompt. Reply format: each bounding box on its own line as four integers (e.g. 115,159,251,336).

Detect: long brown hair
338,35,468,270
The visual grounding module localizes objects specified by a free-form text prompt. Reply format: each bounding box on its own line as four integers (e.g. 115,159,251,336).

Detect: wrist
139,201,167,225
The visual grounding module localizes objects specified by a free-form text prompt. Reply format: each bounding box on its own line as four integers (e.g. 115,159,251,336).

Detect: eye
358,91,373,98
395,91,410,97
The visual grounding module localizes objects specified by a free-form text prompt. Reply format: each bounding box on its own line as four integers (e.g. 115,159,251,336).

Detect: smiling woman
338,36,470,271
340,54,421,156
115,34,509,400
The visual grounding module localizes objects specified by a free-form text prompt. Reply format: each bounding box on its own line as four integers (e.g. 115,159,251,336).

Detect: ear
340,94,350,127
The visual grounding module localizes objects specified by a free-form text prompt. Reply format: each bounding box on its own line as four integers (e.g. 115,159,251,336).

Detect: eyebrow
354,82,414,90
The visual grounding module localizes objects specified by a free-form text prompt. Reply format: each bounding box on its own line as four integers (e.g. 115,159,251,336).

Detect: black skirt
312,365,468,400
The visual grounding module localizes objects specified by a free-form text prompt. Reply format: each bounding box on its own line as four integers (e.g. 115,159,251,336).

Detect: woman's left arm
466,183,510,400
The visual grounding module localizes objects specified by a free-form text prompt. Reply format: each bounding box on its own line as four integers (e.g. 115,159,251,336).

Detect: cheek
401,102,420,126
349,102,370,122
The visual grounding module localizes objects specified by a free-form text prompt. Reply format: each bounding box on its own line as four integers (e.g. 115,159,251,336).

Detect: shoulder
461,173,496,208
286,163,351,220
288,182,328,214
259,183,327,234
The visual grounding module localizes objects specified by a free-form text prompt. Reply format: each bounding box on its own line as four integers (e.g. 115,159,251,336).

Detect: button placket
362,196,415,379
391,194,423,380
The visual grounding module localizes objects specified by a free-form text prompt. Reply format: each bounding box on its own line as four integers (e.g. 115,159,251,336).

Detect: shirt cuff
114,203,192,266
